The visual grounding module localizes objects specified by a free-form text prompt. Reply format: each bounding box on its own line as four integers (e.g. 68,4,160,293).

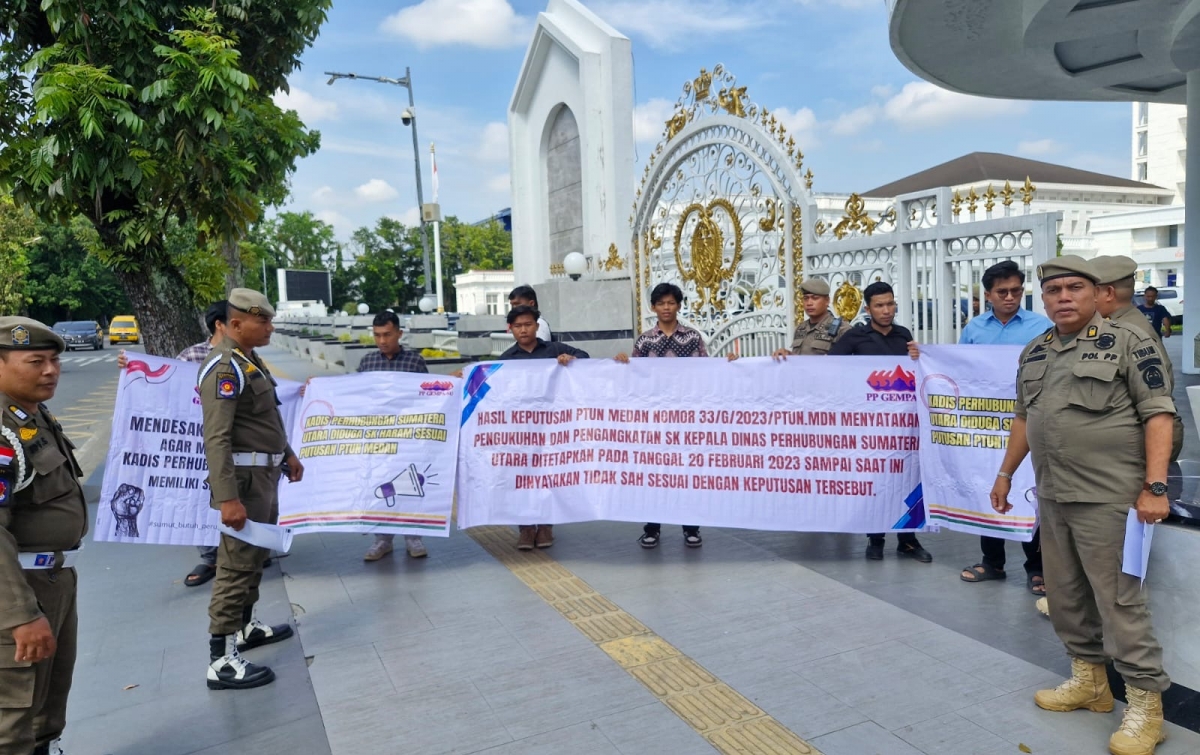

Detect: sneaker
237,618,294,651
897,543,933,563
517,526,537,550
684,531,702,548
865,540,884,560
405,536,428,558
639,530,661,549
364,539,394,561
535,525,554,548
208,649,276,690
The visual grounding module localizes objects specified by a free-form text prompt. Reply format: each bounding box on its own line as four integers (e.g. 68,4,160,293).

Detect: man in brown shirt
991,256,1173,755
0,317,87,755
772,279,852,358
200,289,303,690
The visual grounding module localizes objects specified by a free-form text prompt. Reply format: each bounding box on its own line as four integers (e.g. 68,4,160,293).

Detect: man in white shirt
508,285,552,342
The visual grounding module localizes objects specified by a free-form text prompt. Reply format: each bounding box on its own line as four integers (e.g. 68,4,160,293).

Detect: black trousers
867,532,919,545
980,528,1042,574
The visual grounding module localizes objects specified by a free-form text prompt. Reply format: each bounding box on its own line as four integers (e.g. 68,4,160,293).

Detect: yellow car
109,315,141,344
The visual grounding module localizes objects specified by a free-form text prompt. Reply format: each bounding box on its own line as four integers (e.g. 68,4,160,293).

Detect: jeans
980,528,1042,574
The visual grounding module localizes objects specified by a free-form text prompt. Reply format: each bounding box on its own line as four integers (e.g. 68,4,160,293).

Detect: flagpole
431,143,445,313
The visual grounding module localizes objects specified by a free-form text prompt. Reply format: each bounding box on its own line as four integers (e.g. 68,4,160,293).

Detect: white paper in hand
1121,509,1155,586
218,520,294,553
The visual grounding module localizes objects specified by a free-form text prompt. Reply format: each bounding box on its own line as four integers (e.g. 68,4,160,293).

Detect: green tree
0,2,328,355
0,196,36,313
434,217,513,309
24,215,131,324
349,218,426,313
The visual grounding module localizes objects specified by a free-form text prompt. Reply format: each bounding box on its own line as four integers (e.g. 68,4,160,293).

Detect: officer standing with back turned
199,289,303,690
0,317,86,755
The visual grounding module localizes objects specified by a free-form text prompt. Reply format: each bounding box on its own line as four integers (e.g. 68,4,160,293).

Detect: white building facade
1133,102,1186,203
1092,205,1185,288
453,270,515,315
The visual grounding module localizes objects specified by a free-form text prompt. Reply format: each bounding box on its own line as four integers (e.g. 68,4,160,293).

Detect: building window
1137,102,1148,126
1169,225,1179,247
1137,162,1148,181
485,293,500,315
1137,131,1147,157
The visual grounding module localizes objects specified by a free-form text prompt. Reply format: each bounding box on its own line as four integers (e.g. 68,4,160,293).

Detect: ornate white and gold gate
630,65,812,356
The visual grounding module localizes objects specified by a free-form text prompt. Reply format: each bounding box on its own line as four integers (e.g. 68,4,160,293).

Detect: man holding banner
199,290,304,691
957,261,1051,594
991,256,1173,755
771,279,851,358
498,305,588,549
829,281,929,562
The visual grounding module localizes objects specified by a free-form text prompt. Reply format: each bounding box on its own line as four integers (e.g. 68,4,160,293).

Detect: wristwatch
1144,481,1168,497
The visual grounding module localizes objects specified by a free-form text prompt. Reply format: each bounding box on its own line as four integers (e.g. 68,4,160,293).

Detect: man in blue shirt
1137,287,1172,339
959,261,1052,596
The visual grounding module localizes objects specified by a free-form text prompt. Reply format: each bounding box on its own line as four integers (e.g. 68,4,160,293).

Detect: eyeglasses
992,288,1023,299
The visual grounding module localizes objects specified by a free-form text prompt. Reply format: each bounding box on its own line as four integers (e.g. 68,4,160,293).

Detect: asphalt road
49,343,144,478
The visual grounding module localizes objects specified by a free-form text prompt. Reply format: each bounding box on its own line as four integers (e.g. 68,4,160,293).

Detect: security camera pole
325,68,434,303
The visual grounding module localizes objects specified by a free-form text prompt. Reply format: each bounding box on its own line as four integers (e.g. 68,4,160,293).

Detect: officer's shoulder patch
1096,333,1116,350
1043,330,1054,343
6,404,28,422
1142,365,1166,390
216,371,240,400
0,475,9,507
1085,325,1098,339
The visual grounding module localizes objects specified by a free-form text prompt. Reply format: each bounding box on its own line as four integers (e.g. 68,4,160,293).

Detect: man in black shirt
829,281,930,563
497,305,588,549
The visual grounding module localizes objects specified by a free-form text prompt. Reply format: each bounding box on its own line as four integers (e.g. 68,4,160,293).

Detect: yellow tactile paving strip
468,525,822,755
53,378,119,444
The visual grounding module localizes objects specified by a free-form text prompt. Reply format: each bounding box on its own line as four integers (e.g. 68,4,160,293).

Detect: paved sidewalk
56,341,1200,755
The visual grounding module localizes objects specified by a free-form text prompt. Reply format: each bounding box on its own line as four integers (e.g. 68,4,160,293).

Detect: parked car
1134,287,1183,327
109,315,141,344
52,320,104,351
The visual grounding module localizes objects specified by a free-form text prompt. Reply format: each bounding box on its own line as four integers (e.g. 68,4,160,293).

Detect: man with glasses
957,261,1052,595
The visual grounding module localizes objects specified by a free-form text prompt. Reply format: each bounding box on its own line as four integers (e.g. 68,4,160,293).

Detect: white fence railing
805,187,1060,344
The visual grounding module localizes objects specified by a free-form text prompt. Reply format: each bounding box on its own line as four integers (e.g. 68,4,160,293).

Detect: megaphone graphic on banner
374,464,427,507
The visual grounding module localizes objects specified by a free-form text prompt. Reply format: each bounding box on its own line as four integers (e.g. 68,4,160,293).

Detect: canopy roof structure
889,0,1198,105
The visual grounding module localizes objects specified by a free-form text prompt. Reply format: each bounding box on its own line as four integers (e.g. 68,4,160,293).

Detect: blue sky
275,0,1134,240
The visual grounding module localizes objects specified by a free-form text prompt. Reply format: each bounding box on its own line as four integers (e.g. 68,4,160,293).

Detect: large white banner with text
915,345,1038,541
278,372,460,537
96,352,296,546
456,357,926,532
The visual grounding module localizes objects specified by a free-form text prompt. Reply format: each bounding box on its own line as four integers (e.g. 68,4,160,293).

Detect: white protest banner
456,357,925,532
96,353,303,547
915,345,1037,541
278,372,459,537
96,354,217,546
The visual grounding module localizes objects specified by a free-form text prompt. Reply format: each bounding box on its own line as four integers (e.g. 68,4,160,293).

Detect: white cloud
829,104,879,136
477,122,509,162
322,139,409,161
272,86,338,123
388,207,423,227
633,98,676,144
381,0,531,49
870,84,895,99
315,210,351,231
773,106,819,149
312,186,335,202
591,0,764,51
355,179,401,203
1016,138,1063,157
882,81,1026,129
487,173,511,193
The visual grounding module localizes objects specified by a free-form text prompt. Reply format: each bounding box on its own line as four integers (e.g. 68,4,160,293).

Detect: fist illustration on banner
110,483,146,538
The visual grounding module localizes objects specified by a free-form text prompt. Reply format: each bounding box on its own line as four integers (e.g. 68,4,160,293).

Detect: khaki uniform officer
0,318,86,755
200,289,303,690
772,279,852,359
991,256,1173,755
1092,255,1184,463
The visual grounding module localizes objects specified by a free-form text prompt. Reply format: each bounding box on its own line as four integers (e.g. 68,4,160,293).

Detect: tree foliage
0,1,329,354
24,215,131,324
0,196,36,313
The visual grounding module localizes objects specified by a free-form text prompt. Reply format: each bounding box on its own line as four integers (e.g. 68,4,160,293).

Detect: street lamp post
326,68,434,306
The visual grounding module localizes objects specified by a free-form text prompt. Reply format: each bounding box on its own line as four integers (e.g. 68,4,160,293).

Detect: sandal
1028,573,1045,596
960,563,1006,583
185,563,217,587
